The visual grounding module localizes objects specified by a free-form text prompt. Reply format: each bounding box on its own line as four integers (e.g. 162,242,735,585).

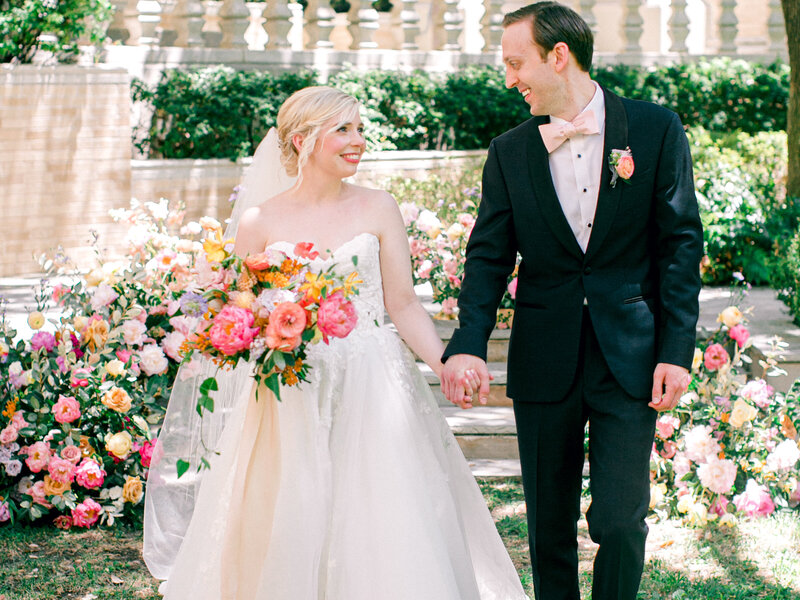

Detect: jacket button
583,266,592,275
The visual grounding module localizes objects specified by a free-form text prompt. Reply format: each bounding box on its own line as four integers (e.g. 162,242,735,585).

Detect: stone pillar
668,0,690,54
307,0,336,48
348,0,379,49
767,0,787,55
245,1,269,50
480,0,504,52
137,0,163,45
107,0,132,43
400,0,420,50
438,0,463,50
265,0,293,48
578,0,598,38
219,0,250,47
622,0,643,54
718,0,738,54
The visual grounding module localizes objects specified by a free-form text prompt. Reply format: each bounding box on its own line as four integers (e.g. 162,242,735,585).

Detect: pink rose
116,349,133,364
709,495,729,517
53,395,81,424
733,479,775,518
30,331,56,353
25,441,52,473
0,425,18,445
71,497,102,528
655,415,680,440
507,277,518,300
244,251,282,271
317,292,358,343
52,283,69,304
11,410,28,430
208,305,259,356
47,456,76,484
0,501,10,522
728,324,750,348
703,343,729,371
138,439,155,468
440,297,458,315
615,155,635,180
268,302,307,338
659,440,677,459
60,444,83,465
70,367,92,388
28,481,53,508
75,458,106,489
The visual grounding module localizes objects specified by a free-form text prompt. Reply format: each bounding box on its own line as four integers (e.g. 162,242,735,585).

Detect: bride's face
308,115,366,178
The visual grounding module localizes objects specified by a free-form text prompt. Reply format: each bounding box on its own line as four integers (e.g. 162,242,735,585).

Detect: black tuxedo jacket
443,87,703,402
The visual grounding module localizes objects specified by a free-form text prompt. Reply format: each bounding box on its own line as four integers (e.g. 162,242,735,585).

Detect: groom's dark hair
503,2,594,72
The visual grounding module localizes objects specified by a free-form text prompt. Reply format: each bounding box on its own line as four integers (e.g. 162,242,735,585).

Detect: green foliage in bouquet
0,0,112,63
649,295,800,526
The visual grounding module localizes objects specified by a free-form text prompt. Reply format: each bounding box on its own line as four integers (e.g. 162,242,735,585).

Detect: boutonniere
608,147,634,188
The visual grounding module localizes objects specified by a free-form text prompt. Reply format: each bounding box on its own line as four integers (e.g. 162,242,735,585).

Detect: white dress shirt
547,82,606,254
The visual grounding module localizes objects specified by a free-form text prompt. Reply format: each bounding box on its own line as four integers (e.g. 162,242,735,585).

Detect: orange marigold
2,399,17,420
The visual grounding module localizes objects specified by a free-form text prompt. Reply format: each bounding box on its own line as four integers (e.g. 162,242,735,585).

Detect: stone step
441,406,520,461
417,362,512,407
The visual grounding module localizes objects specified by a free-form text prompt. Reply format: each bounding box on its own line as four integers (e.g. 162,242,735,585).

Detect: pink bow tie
538,111,600,153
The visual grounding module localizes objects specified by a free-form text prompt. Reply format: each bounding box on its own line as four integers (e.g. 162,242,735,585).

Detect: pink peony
208,305,259,356
30,331,56,353
655,415,680,440
683,425,721,463
71,497,102,528
60,444,83,465
161,331,186,361
728,324,750,348
703,343,729,371
317,292,358,343
138,439,155,468
268,302,307,338
739,379,775,409
47,456,76,484
734,479,775,518
53,395,81,424
697,455,737,495
24,441,52,473
75,458,106,489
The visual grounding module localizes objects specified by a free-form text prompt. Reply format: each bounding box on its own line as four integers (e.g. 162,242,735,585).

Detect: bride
143,86,527,599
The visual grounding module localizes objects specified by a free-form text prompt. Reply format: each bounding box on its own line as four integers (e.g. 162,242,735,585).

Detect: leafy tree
782,0,799,198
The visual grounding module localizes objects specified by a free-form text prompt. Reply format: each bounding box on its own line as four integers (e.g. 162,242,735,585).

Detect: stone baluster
307,0,336,48
480,0,504,53
137,0,163,45
718,0,738,54
265,0,293,48
158,0,180,46
219,0,250,47
578,0,598,38
438,0,463,50
107,0,131,43
767,0,787,55
668,0,690,55
622,0,643,54
400,0,420,50
201,0,223,47
245,1,268,50
348,0,379,49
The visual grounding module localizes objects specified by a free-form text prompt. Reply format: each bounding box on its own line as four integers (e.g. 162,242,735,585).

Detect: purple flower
30,331,56,353
179,292,208,318
228,185,242,205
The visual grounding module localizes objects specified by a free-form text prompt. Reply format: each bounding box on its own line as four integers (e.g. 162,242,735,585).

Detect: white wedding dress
149,232,527,600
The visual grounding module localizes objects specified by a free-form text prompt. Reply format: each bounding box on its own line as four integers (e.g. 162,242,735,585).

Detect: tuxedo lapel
526,116,584,260
585,88,628,262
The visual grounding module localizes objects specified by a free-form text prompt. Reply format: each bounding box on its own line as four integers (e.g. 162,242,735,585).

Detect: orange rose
43,475,71,496
616,155,634,179
122,476,144,504
101,386,132,413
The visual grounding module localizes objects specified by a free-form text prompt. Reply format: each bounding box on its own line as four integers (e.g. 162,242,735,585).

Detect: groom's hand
441,354,492,410
649,363,690,412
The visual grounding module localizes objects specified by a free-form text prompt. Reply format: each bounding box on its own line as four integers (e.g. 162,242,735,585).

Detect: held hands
649,362,690,412
440,354,493,410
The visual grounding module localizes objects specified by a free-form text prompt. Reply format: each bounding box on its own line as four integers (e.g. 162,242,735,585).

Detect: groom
441,3,703,599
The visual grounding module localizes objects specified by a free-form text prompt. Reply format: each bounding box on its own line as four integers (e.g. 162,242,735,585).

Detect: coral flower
294,242,320,260
317,292,358,343
269,302,307,338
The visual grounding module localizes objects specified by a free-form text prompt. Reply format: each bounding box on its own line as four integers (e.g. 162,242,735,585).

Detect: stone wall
0,65,132,277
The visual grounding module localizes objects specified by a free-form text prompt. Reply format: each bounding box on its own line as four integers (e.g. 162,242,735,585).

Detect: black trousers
513,308,657,600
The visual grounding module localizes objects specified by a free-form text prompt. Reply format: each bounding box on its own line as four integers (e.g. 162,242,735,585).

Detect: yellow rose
122,476,144,504
27,311,45,330
649,483,666,509
676,495,693,514
43,475,71,496
445,223,465,241
105,431,133,459
719,513,737,527
427,227,441,239
106,359,126,378
231,291,256,310
84,318,110,352
73,315,89,333
729,398,758,428
101,386,132,413
717,306,743,328
199,216,221,232
85,269,105,287
686,502,708,526
691,348,703,371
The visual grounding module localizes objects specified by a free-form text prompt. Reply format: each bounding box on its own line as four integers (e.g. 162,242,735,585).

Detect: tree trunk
783,0,800,199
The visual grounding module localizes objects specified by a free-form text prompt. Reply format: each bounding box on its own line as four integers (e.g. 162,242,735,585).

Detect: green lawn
1,479,799,599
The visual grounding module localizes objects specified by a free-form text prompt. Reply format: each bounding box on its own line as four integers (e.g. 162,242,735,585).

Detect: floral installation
608,147,634,188
648,290,800,526
172,229,361,477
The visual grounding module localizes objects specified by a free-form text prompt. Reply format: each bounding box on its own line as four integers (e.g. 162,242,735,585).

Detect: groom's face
501,20,560,117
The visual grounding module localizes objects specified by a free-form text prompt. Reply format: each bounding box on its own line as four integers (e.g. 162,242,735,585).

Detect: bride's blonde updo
276,86,361,178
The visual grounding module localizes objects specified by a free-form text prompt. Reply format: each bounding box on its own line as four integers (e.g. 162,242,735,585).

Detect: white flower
398,202,420,226
0,446,11,463
8,361,23,377
17,476,33,495
106,359,126,377
683,425,721,463
169,315,200,337
5,460,22,477
255,289,297,315
138,344,169,376
181,221,203,236
739,379,774,408
161,331,186,362
766,439,800,472
697,455,737,494
120,319,147,347
415,209,442,234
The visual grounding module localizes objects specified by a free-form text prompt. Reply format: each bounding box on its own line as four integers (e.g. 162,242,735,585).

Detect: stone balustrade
100,0,789,83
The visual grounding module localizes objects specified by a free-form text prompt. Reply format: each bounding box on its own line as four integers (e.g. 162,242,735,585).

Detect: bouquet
172,228,361,475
